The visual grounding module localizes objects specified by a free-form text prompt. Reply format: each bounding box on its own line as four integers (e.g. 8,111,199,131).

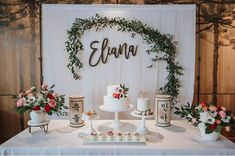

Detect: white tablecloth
1,120,235,155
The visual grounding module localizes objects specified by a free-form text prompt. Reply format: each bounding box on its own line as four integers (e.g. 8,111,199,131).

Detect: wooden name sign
89,38,138,67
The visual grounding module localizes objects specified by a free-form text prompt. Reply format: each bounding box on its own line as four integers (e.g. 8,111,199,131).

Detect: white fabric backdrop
42,4,196,119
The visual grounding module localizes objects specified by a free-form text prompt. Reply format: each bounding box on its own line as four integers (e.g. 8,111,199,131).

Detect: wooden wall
194,30,235,113
0,4,41,141
0,1,234,141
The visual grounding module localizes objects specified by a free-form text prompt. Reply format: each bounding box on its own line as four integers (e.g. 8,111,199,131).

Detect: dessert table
1,120,235,155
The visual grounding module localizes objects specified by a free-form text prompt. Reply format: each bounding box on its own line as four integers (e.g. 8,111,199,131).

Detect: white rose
199,112,209,123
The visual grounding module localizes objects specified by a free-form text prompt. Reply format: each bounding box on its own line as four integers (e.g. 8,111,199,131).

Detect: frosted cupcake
106,131,114,141
98,132,105,141
115,132,123,141
89,132,97,141
124,132,131,141
131,132,140,141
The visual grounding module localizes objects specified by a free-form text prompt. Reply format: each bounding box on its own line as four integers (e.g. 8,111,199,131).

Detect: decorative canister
155,95,172,127
69,96,84,128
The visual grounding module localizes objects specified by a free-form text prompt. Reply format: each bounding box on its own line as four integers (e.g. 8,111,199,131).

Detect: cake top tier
107,84,129,99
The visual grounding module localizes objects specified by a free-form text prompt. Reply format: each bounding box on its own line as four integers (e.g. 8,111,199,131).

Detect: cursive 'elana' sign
89,37,138,67
65,14,183,101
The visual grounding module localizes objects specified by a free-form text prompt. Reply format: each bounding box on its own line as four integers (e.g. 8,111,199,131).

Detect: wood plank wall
0,4,41,141
0,1,234,141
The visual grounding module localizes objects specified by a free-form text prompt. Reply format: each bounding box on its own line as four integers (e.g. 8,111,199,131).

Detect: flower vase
30,110,48,124
198,123,221,141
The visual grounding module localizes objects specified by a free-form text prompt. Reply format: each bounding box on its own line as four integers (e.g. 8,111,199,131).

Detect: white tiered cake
134,98,153,115
103,84,130,111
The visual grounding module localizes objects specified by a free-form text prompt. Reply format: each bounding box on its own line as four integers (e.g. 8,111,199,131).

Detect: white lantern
155,95,172,127
69,96,84,127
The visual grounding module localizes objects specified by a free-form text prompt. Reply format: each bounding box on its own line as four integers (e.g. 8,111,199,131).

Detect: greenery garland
65,14,183,100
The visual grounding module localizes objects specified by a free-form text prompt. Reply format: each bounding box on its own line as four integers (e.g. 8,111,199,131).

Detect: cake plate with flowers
99,104,134,130
130,111,154,135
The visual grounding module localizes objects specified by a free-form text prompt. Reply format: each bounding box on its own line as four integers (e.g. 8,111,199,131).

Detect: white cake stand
131,111,154,135
27,120,50,133
99,104,134,130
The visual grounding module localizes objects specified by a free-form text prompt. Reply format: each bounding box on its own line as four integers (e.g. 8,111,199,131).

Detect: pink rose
18,92,23,98
221,106,227,111
209,106,217,112
16,98,25,107
52,93,57,98
41,84,48,90
202,107,208,112
26,89,31,94
216,119,221,125
28,93,34,97
48,99,57,108
115,87,119,92
219,111,226,118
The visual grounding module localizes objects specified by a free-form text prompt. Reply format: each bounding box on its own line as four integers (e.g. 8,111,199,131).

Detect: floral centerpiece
175,102,234,141
14,84,65,116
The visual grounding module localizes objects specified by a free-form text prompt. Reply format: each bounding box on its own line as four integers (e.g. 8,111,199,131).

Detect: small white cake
134,98,153,116
115,132,123,141
98,132,105,141
137,98,150,111
131,132,140,141
124,132,131,141
103,84,130,111
89,132,97,141
106,131,114,141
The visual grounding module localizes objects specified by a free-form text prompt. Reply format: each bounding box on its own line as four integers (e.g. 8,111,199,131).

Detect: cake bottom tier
103,96,129,111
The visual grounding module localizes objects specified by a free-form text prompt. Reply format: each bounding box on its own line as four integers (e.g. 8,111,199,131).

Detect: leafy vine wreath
65,14,183,100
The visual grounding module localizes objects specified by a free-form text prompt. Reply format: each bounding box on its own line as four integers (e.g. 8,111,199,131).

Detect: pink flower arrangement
14,84,65,115
175,102,234,134
112,84,129,99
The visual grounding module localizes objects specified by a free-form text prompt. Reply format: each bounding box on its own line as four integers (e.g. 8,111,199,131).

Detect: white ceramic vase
30,110,48,123
198,123,220,141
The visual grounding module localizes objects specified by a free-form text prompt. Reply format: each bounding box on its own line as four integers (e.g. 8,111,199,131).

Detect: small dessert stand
131,111,154,135
99,104,134,130
82,114,99,135
27,120,50,133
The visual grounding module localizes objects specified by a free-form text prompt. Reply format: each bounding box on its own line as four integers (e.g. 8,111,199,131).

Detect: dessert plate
82,136,146,145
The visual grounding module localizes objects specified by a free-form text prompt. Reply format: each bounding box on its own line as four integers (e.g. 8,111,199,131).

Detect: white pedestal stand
82,115,99,135
27,120,50,133
131,111,154,135
99,104,133,130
